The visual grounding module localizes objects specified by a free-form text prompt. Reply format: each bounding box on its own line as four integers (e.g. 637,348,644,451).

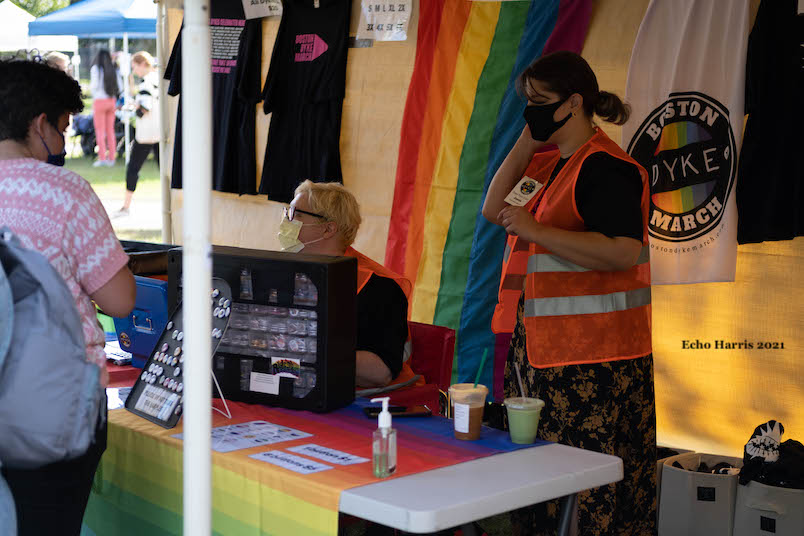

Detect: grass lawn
65,154,164,243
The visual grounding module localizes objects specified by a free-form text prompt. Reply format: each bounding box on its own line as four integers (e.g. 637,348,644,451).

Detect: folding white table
339,442,623,535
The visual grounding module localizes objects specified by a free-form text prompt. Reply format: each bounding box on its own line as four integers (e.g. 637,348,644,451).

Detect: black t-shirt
258,0,351,203
541,152,644,241
165,0,262,194
736,0,804,244
356,274,408,380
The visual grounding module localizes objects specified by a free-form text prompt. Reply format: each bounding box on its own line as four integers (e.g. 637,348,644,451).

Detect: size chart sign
356,1,411,42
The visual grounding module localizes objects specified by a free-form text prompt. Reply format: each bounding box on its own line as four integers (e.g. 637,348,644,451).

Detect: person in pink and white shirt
0,58,135,536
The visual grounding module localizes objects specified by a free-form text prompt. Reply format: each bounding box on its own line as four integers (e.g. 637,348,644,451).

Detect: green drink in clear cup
504,397,545,444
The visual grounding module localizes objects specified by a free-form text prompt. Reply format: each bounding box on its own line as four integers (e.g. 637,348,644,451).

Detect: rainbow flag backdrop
386,0,593,396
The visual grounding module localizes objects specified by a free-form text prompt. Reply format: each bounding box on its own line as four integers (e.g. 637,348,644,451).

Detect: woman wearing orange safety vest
482,52,655,536
279,180,422,391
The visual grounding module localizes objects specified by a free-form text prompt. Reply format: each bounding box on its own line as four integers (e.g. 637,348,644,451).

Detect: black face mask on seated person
522,98,571,142
38,124,67,167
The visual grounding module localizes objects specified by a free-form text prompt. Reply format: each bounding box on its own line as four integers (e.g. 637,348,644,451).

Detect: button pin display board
125,278,232,428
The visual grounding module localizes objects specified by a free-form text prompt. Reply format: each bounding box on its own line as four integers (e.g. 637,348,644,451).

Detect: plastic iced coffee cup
448,383,488,440
504,397,545,444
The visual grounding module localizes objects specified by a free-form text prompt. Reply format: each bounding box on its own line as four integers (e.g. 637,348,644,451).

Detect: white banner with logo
623,0,749,284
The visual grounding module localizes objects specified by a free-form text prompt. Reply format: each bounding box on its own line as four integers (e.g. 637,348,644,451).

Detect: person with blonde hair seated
43,51,70,75
279,180,422,391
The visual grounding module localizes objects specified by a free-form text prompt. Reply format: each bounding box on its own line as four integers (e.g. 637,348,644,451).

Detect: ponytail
594,91,630,125
518,52,632,126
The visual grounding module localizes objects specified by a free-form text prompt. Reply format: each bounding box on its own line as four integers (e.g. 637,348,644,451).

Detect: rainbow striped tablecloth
82,400,545,536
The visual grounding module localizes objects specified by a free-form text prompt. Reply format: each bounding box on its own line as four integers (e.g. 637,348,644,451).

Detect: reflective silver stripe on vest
503,243,512,263
527,246,650,274
528,254,589,273
524,286,651,317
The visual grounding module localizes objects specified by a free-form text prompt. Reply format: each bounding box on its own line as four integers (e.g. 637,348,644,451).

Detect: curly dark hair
0,58,84,142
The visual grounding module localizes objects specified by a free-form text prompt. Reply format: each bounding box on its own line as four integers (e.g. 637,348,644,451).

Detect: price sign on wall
241,0,282,20
356,1,411,42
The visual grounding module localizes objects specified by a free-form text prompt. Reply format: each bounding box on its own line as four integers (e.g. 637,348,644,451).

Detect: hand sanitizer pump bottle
371,397,397,478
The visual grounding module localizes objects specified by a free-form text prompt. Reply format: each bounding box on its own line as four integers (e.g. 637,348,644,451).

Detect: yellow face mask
277,216,305,252
277,215,326,253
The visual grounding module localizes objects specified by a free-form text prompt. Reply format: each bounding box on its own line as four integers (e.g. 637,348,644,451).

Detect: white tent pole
123,32,131,165
181,0,212,535
155,0,172,244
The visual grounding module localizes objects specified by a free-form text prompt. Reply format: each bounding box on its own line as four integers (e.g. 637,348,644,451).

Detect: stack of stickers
125,278,232,428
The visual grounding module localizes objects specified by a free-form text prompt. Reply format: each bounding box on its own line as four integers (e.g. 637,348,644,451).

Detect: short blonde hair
294,180,362,248
44,51,69,71
131,51,155,67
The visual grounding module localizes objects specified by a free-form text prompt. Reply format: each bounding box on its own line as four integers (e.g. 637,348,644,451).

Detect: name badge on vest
504,176,543,207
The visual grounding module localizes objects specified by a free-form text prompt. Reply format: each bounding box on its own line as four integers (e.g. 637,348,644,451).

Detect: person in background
43,51,70,75
89,49,122,167
482,51,655,535
0,58,135,536
280,180,423,391
115,51,160,217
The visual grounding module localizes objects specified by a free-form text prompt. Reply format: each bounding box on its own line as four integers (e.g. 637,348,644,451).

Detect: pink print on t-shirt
294,34,328,62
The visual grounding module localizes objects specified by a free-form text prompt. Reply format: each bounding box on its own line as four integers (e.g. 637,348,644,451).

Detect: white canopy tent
0,1,78,55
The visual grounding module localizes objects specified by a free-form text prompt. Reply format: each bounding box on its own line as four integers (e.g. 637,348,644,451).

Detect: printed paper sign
504,176,543,207
271,356,300,378
356,1,411,42
173,420,312,453
250,450,333,474
288,444,369,465
453,403,470,434
241,0,282,20
250,372,280,395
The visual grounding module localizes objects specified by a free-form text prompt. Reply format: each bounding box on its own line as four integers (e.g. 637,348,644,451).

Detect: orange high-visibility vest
491,152,560,335
496,128,652,368
344,247,424,387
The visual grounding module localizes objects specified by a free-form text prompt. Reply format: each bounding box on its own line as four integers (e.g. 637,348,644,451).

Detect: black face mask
38,128,66,167
523,98,571,142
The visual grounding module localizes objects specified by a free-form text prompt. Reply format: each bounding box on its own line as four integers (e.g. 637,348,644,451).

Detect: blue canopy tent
27,0,156,39
28,0,158,164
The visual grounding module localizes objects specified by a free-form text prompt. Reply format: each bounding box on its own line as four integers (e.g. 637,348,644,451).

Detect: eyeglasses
284,205,326,222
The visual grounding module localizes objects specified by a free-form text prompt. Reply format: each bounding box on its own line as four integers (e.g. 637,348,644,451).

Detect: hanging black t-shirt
736,0,804,244
356,274,408,380
258,0,351,203
537,152,645,241
165,1,262,194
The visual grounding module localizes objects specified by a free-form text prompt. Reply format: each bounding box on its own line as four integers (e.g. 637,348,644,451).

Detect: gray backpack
0,228,104,469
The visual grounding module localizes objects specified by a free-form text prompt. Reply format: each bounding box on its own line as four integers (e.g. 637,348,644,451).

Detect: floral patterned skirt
503,294,657,536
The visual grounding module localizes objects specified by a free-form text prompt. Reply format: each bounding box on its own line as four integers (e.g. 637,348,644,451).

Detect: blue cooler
114,276,169,368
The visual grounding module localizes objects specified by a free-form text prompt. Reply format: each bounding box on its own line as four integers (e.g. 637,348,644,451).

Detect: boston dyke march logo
627,92,736,242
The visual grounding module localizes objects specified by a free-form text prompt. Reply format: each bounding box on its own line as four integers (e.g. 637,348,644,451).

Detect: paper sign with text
241,0,282,20
288,444,369,465
250,372,279,395
250,450,334,474
356,1,410,42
